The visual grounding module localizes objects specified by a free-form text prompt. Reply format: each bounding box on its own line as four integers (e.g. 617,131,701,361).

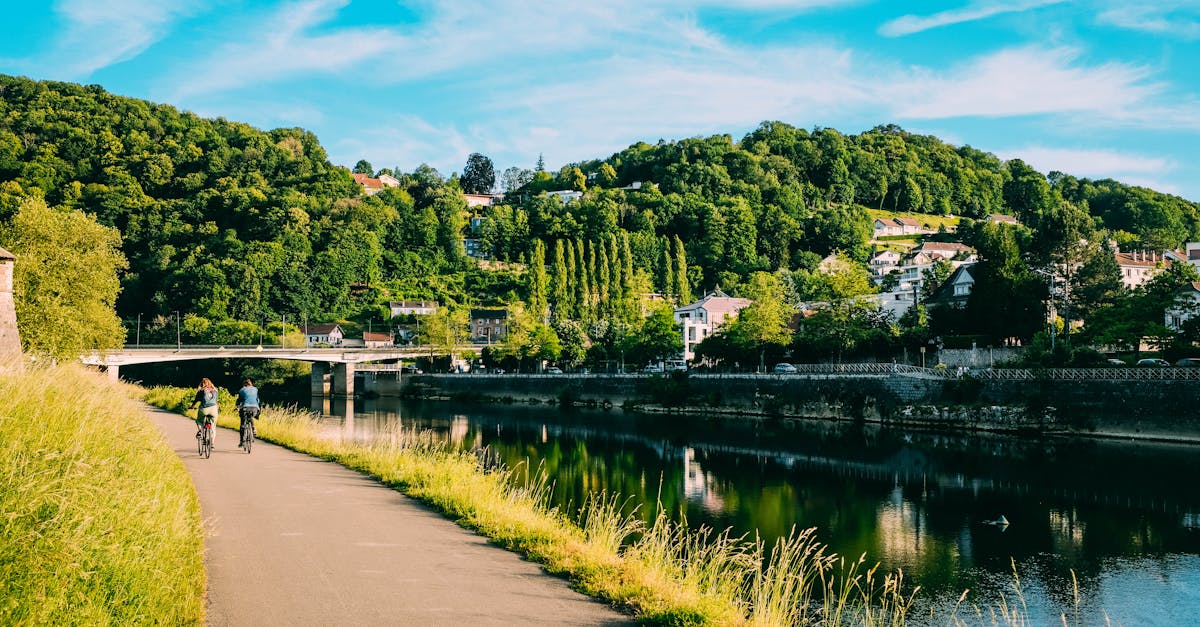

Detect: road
146,406,633,626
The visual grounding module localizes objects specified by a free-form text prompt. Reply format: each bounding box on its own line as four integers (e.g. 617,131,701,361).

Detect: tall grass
0,365,204,625
145,386,928,625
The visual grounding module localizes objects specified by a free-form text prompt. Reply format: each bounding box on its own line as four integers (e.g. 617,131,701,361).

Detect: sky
1,0,1198,201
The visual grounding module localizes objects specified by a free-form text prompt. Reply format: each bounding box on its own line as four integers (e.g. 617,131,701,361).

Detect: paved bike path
147,406,633,626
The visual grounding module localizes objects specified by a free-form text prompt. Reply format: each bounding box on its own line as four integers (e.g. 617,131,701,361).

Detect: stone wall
0,248,21,365
386,372,1200,443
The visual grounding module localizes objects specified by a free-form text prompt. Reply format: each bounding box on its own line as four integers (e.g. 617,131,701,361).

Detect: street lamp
136,313,141,347
174,311,181,350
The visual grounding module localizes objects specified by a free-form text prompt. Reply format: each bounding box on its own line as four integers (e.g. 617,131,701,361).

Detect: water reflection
310,397,1200,623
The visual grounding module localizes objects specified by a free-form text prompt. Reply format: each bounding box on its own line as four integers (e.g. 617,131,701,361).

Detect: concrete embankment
372,372,1200,444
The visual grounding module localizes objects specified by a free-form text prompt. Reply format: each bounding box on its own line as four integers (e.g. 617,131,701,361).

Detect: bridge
81,344,466,396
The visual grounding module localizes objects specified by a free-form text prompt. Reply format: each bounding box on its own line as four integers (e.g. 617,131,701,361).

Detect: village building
362,331,394,348
304,323,344,347
470,308,508,343
0,246,20,363
673,289,752,361
1166,282,1200,331
351,172,400,196
1115,249,1169,289
389,300,439,317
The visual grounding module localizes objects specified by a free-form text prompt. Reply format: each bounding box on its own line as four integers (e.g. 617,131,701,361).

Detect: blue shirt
236,385,260,408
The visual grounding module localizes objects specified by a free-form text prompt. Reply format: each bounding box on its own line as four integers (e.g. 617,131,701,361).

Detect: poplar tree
598,243,611,315
574,238,589,322
587,241,598,309
551,239,568,321
673,235,691,303
529,239,549,321
661,240,675,299
564,239,578,319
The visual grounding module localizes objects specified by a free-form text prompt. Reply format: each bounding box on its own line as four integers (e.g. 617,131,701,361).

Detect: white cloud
1096,2,1200,39
996,146,1174,178
889,46,1160,119
25,0,201,78
879,0,1067,37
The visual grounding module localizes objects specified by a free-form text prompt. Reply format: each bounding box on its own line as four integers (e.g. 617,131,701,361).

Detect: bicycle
239,407,258,454
196,416,214,459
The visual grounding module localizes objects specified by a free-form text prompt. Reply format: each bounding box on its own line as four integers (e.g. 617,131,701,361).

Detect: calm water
311,396,1200,624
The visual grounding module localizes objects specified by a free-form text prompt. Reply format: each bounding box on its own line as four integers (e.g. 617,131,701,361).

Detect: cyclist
189,377,219,446
236,378,261,449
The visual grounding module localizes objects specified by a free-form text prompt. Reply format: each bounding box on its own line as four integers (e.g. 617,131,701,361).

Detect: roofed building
674,289,753,361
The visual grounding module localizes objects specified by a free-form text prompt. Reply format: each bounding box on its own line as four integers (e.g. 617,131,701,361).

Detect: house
987,213,1020,226
463,238,487,259
390,300,438,317
1166,282,1200,331
546,190,583,203
1115,249,1169,289
464,193,501,208
924,264,977,309
351,173,400,196
304,323,343,347
470,308,508,343
913,241,975,260
362,331,394,348
1166,242,1200,272
869,250,902,278
873,217,931,237
674,289,753,361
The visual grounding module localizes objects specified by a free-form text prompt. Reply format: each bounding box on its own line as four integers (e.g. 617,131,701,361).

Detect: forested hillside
3,74,1199,365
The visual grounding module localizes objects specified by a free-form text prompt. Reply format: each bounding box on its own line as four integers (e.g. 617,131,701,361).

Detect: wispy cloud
1096,2,1200,39
997,146,1174,176
889,46,1160,119
45,0,200,77
879,0,1067,37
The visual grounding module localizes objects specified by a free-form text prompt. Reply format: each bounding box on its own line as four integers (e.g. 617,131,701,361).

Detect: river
310,395,1200,624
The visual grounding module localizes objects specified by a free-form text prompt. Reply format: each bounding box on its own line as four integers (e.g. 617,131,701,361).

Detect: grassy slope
0,365,204,625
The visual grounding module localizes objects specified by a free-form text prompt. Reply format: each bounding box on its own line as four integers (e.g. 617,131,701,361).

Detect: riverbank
389,372,1200,444
0,364,204,625
145,385,926,625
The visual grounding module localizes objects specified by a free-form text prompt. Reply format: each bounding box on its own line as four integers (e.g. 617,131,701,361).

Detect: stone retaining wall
370,372,1200,443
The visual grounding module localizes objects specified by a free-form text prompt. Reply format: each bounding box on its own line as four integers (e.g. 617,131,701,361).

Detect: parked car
664,359,688,372
1176,358,1200,367
772,362,798,374
400,365,423,374
1106,358,1127,366
491,368,506,374
1137,358,1171,367
545,366,563,374
643,363,664,374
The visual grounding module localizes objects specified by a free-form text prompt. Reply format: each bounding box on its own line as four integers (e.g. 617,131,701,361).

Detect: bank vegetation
0,365,204,625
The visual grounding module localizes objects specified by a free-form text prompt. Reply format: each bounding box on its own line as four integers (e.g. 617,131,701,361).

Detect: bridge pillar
106,365,119,382
331,363,355,398
311,362,329,396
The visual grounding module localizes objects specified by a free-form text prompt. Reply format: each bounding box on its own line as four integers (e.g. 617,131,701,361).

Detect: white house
873,217,931,238
546,190,583,203
1115,249,1169,289
389,301,438,317
304,323,343,347
1166,282,1200,331
464,193,501,208
869,250,902,279
674,289,752,361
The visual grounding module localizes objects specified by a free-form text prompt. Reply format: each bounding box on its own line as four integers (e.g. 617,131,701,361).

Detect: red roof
363,332,392,342
352,173,384,188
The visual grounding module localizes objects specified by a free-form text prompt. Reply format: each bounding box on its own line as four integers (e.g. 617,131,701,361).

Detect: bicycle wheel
245,424,253,454
202,426,213,459
196,423,204,455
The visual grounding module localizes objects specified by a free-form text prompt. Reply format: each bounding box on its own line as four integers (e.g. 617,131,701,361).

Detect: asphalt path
147,406,633,626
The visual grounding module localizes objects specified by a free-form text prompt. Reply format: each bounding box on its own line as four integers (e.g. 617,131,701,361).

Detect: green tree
461,153,496,194
353,160,374,175
672,235,692,303
529,239,549,321
2,197,127,358
729,272,793,371
628,305,682,366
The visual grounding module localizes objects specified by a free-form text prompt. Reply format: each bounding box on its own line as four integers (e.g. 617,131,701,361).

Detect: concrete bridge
81,344,464,396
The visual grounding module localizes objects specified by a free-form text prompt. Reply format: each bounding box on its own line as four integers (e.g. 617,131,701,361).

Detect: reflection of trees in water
352,400,1200,606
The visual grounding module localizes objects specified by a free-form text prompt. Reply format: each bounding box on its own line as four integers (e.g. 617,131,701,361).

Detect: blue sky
2,0,1198,201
